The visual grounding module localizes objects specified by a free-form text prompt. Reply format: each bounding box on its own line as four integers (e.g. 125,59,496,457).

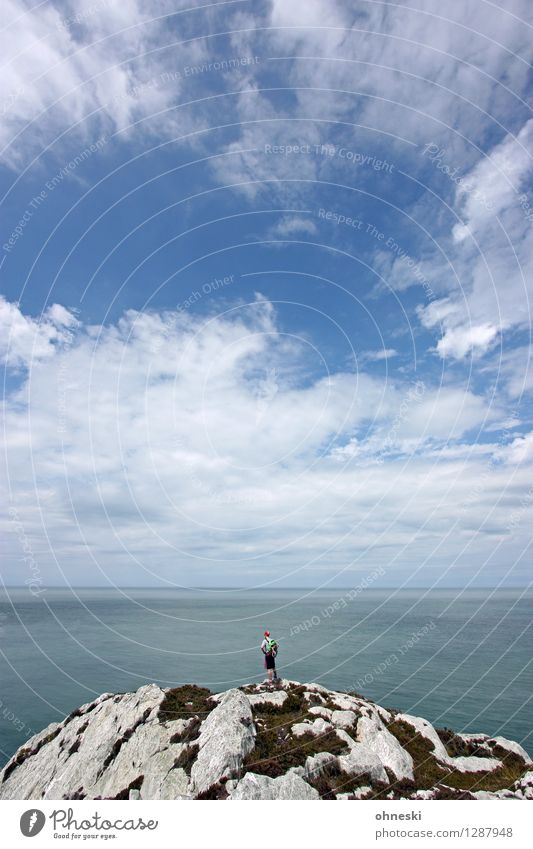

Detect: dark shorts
265,654,276,670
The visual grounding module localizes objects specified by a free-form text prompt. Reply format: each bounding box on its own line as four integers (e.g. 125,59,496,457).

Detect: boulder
331,710,357,730
357,715,414,781
229,771,319,800
301,751,338,781
292,717,332,737
0,685,165,800
337,743,389,784
327,693,361,712
247,691,288,708
308,706,333,720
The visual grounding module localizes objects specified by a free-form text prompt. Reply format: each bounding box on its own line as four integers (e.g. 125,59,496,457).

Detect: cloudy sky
1,0,532,588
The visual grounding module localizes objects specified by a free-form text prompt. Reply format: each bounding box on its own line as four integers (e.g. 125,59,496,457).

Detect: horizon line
1,585,530,591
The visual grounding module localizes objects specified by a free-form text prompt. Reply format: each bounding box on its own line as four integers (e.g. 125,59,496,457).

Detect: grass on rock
436,727,493,759
158,685,214,723
244,686,349,778
174,744,199,775
387,719,528,793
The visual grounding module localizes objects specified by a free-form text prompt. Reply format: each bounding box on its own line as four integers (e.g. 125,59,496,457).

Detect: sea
0,587,531,767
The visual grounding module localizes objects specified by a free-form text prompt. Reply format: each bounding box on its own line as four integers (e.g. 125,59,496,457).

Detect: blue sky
1,0,533,588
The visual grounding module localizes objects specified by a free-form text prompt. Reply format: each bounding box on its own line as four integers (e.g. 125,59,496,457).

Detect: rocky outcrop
190,689,255,795
0,680,531,801
229,771,319,800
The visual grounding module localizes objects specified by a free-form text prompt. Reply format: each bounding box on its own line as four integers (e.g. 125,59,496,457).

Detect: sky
1,0,532,589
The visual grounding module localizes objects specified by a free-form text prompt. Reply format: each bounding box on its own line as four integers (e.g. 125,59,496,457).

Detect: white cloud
0,0,200,166
2,295,527,586
494,345,533,399
268,215,318,237
361,348,398,362
435,324,499,360
418,299,500,359
416,119,533,362
261,0,533,150
0,296,79,368
452,119,533,242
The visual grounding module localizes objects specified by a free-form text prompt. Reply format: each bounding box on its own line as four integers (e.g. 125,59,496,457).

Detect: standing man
261,630,278,685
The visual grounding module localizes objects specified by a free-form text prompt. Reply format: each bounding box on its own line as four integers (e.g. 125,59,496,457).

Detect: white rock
511,770,533,799
489,737,531,763
331,710,357,730
376,706,393,723
304,683,331,695
327,693,361,711
247,691,288,708
351,784,373,798
396,713,451,761
471,790,518,799
138,750,189,800
335,728,359,749
229,771,319,800
292,717,332,737
357,715,414,781
308,706,333,720
397,713,501,774
338,744,389,784
190,689,256,796
302,752,338,781
447,755,502,773
458,732,489,743
206,691,226,703
2,679,529,803
91,715,179,799
0,684,167,801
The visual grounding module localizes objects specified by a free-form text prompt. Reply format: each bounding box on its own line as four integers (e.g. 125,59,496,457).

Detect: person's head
264,630,270,638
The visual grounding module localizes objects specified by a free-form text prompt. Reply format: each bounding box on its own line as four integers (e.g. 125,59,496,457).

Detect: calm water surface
0,587,531,766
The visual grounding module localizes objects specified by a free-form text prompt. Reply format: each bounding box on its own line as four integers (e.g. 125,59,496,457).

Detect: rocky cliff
1,680,531,801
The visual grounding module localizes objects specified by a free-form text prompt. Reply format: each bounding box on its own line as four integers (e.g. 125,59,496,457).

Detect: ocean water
0,587,531,767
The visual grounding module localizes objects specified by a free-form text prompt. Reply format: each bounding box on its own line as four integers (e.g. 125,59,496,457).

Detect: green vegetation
387,719,528,794
169,716,202,744
174,743,200,775
305,692,326,707
196,780,229,799
158,685,214,723
244,687,348,777
254,688,307,716
346,689,375,703
443,749,528,793
307,763,374,799
436,727,493,759
244,729,348,778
